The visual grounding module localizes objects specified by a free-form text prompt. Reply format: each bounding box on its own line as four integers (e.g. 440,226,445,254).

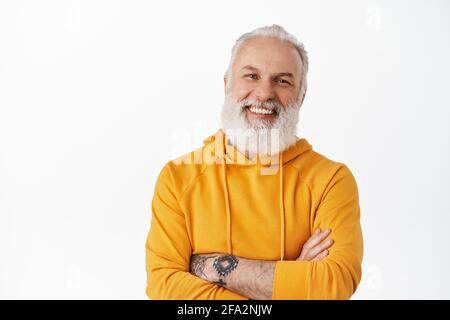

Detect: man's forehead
233,37,303,75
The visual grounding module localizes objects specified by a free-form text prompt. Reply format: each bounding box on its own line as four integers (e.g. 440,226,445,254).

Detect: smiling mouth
244,105,277,115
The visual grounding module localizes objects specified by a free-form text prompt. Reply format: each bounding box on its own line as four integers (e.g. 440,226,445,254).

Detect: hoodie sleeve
145,163,249,300
272,164,364,300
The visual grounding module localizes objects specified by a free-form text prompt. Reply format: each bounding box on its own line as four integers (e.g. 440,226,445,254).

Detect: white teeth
248,106,275,115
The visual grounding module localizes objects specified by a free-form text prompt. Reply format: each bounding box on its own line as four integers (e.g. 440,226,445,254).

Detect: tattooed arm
190,253,275,300
189,229,334,300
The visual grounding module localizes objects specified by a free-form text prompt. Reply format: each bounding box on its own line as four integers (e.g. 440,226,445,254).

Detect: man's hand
297,228,334,261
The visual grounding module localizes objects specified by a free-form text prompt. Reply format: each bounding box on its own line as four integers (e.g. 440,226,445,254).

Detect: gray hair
225,24,309,101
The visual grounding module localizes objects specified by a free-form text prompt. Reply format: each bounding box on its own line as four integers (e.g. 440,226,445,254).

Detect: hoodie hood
203,129,312,166
202,129,312,261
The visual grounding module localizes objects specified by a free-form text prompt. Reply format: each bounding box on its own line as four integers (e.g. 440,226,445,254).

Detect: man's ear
223,76,228,93
300,90,306,106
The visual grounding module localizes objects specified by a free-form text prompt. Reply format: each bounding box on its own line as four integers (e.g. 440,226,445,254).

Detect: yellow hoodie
146,129,363,300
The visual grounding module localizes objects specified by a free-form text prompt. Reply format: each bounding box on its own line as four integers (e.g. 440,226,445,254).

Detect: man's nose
254,79,276,101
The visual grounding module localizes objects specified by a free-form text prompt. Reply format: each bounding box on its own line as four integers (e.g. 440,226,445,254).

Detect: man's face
225,37,304,125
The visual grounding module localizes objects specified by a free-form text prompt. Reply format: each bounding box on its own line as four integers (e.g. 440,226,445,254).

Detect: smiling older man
145,25,364,300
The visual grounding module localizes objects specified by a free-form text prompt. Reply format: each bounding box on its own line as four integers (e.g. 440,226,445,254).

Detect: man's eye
245,74,258,80
276,79,290,85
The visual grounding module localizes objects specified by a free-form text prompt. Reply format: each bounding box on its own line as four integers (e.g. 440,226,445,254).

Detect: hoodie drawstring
279,152,285,261
222,151,233,256
221,133,285,261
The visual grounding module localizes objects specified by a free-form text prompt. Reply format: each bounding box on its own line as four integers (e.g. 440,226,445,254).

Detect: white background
1,0,449,299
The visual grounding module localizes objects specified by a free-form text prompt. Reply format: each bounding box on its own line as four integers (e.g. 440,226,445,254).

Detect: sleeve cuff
272,260,310,300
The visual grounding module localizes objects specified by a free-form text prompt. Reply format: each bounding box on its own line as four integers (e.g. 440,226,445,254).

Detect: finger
306,238,334,259
297,228,332,261
312,249,329,261
303,228,332,250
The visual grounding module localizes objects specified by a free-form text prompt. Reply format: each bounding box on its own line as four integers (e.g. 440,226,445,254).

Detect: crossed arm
189,228,334,300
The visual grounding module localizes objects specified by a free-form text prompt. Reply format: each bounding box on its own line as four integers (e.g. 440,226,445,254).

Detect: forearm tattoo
190,254,239,287
214,278,227,286
190,255,217,279
213,255,239,286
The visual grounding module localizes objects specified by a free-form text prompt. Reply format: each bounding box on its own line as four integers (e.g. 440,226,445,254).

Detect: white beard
220,90,301,158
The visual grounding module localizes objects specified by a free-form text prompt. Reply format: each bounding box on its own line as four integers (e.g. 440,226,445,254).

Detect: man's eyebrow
274,72,294,78
240,65,295,78
241,65,259,72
